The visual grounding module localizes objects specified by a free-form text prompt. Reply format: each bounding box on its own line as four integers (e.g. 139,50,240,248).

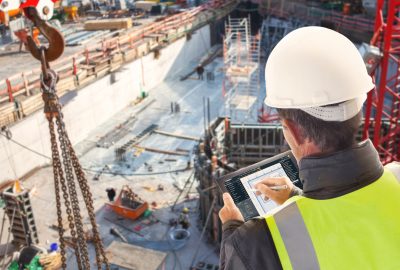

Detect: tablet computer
216,151,302,221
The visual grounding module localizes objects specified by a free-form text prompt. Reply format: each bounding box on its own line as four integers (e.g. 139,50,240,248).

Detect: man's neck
299,142,323,160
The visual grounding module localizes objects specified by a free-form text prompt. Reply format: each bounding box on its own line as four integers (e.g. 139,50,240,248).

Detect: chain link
41,52,109,269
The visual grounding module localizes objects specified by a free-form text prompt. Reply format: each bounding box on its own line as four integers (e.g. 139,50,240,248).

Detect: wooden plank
19,93,42,107
123,51,136,62
78,75,96,87
76,69,88,81
123,49,137,62
110,63,123,72
0,115,15,127
96,68,110,78
0,102,16,115
136,41,150,57
153,130,200,141
19,93,43,116
84,18,132,30
56,77,76,91
112,53,123,63
106,241,167,270
133,145,189,156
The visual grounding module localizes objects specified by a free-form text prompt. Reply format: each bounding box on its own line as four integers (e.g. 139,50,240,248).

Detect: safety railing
261,3,375,34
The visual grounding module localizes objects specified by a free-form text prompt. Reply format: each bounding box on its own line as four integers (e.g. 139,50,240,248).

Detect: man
178,207,190,230
196,65,205,80
219,27,400,270
106,187,116,202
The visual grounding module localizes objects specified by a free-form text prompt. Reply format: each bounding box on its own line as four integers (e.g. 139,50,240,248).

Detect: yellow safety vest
265,169,400,270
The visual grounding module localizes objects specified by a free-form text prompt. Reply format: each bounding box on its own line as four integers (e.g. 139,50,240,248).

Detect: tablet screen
219,152,301,221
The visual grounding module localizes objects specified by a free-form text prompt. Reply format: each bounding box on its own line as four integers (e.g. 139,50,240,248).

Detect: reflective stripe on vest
265,170,400,270
274,201,319,270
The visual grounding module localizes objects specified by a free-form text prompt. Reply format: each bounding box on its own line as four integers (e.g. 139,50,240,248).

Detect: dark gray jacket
220,140,384,270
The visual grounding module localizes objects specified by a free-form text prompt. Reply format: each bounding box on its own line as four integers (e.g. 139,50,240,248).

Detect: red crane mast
363,0,400,164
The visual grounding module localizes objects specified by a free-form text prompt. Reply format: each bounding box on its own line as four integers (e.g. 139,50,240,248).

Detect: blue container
50,242,58,252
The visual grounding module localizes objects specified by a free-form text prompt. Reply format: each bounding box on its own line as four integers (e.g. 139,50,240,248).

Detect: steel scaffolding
223,16,261,124
260,16,307,57
258,16,308,123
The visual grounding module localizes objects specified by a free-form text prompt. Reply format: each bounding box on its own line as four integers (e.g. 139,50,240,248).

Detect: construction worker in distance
218,26,400,270
106,188,116,202
196,65,205,80
178,207,190,230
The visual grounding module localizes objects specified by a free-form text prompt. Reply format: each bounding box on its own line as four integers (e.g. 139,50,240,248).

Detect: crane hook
25,7,65,63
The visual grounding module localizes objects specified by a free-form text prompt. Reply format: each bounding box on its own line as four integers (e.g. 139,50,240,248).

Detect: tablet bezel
215,150,298,194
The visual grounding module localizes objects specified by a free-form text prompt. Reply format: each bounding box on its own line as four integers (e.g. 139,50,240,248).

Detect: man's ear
282,119,305,146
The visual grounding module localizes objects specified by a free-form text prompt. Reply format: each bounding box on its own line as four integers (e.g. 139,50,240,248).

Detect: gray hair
277,108,362,152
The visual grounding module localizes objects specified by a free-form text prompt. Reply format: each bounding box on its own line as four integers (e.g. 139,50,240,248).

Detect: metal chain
49,114,84,270
56,116,91,269
66,137,110,270
49,120,67,270
40,47,109,269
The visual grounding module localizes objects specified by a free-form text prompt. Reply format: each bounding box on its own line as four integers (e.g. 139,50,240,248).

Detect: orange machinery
106,185,149,220
0,9,21,25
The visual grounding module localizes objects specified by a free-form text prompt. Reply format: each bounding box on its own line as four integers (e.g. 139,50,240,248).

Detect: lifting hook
25,7,65,63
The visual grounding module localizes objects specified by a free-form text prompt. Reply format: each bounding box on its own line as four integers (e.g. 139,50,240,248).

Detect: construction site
0,0,398,268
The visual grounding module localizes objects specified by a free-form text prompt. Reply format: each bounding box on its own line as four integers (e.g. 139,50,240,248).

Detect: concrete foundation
0,25,211,182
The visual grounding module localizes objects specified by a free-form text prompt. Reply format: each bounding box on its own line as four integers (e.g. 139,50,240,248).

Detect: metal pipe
189,197,216,268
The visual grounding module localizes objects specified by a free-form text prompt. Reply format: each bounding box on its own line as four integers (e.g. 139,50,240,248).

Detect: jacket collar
299,140,384,199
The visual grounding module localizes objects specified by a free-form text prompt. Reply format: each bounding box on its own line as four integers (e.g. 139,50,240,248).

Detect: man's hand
219,193,244,224
255,177,294,205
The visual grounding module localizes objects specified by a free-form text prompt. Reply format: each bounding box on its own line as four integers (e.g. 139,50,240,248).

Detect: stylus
250,185,289,192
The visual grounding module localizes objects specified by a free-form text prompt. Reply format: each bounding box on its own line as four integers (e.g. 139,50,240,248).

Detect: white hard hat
265,26,375,121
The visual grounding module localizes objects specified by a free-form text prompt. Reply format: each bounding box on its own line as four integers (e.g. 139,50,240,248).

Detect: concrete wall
0,25,211,182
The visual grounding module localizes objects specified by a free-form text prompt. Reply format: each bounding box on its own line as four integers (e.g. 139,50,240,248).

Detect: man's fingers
255,183,275,197
222,193,235,208
256,177,287,187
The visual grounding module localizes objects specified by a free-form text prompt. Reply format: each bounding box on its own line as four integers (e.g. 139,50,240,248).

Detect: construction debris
39,253,62,270
143,185,157,192
109,227,128,243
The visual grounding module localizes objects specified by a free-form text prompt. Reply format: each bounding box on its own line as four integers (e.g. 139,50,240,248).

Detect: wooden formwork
135,41,150,57
110,53,124,71
94,58,112,77
123,48,138,62
56,76,77,96
0,102,17,127
76,69,88,82
144,37,159,51
78,75,97,88
18,93,43,117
